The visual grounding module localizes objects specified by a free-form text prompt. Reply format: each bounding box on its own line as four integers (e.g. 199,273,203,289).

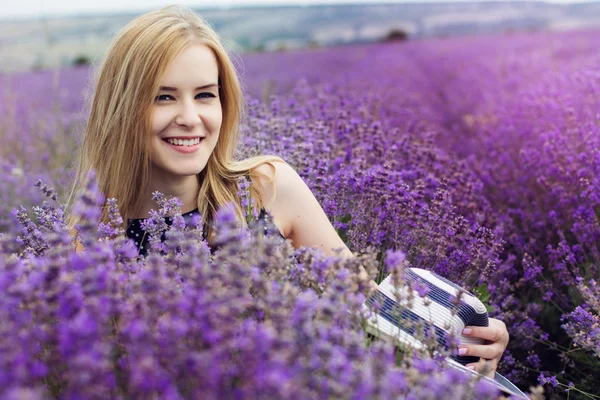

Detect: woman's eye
155,94,173,102
196,92,216,99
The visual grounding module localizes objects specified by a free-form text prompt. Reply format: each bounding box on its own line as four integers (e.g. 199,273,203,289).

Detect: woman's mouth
162,137,204,153
164,137,203,146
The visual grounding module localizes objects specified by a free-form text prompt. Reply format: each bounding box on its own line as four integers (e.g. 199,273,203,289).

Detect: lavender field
2,28,600,398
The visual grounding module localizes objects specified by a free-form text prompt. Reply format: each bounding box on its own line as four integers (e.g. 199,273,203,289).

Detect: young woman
67,5,508,377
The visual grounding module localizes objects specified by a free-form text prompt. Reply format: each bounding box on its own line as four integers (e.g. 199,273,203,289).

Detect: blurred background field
3,1,600,72
2,1,600,398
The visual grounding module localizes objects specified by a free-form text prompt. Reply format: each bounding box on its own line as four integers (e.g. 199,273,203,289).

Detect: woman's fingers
463,318,509,344
465,359,497,379
458,318,509,376
458,342,504,360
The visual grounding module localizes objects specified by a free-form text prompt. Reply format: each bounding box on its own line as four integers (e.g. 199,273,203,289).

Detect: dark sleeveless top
126,207,285,257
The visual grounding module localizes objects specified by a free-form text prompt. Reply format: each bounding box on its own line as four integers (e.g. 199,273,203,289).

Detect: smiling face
148,41,222,185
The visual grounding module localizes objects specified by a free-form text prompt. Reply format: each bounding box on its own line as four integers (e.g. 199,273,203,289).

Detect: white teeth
166,137,202,146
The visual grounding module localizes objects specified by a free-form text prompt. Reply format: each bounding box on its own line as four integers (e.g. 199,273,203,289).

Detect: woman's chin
168,161,208,177
174,169,205,178
151,167,206,181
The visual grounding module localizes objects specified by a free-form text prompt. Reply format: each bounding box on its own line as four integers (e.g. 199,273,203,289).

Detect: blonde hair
67,5,284,245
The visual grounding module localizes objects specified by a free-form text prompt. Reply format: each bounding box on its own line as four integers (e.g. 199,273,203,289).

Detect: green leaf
472,283,494,313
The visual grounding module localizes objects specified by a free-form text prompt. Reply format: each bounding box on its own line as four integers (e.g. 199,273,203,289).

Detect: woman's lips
163,137,204,154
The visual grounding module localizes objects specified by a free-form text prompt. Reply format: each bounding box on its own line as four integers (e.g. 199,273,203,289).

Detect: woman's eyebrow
159,83,219,91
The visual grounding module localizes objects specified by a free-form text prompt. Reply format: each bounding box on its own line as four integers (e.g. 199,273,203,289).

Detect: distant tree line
382,29,409,42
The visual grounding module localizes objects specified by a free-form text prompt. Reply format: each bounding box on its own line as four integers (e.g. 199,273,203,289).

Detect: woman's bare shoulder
250,159,300,206
249,160,294,237
250,160,352,257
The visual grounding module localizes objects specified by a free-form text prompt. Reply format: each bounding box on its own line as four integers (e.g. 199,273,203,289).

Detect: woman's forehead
160,43,219,85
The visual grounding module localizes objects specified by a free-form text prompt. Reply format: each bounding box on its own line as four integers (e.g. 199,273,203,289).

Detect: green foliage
472,283,494,313
335,213,352,245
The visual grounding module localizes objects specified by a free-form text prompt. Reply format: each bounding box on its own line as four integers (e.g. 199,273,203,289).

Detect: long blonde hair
67,5,284,244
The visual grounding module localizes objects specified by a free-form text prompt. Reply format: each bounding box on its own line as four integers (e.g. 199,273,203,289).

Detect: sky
1,0,589,20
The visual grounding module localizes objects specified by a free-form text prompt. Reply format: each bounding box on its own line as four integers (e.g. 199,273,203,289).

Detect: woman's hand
458,318,509,378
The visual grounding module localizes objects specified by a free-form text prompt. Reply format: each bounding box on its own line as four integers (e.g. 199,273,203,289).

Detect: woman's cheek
208,105,223,132
150,109,166,135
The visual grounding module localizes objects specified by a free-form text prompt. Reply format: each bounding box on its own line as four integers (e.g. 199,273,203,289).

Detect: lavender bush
0,176,505,399
3,27,600,397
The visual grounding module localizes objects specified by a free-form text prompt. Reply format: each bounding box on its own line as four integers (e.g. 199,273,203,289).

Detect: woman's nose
175,99,202,128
